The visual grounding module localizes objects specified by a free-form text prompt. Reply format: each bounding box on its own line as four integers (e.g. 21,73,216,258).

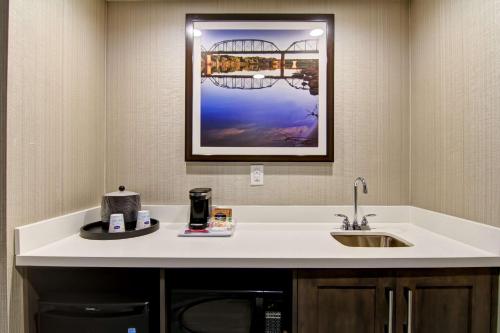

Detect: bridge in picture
204,39,320,55
202,38,320,77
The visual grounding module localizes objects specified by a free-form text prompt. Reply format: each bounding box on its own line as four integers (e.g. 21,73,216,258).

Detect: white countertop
15,206,500,268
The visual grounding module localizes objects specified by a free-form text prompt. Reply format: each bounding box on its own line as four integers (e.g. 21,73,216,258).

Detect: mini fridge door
38,301,149,333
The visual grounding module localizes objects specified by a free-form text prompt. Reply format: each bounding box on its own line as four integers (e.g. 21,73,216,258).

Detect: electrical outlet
250,165,264,186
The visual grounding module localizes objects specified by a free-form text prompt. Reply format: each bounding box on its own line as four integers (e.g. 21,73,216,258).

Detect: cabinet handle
387,289,394,333
406,289,413,333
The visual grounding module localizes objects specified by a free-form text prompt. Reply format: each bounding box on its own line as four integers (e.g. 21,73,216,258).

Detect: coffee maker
189,188,212,230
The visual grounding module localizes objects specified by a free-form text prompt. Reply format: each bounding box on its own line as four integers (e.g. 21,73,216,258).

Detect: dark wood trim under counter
23,267,498,333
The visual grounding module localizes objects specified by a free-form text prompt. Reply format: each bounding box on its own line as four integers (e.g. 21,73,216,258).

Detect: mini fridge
38,300,149,333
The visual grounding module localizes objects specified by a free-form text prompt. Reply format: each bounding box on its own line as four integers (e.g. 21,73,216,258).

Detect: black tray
80,219,159,240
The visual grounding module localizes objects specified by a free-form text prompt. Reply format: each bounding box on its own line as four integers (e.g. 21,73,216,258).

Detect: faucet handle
334,213,349,221
335,214,351,230
360,214,376,230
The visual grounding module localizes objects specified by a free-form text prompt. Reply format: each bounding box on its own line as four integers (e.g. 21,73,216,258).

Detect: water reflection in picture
200,29,320,147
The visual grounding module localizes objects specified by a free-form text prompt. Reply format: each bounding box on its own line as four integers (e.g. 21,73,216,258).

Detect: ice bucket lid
104,185,139,197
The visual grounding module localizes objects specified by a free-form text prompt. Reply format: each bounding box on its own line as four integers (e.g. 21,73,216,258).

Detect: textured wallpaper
6,1,107,331
410,0,500,227
0,0,8,331
106,0,410,207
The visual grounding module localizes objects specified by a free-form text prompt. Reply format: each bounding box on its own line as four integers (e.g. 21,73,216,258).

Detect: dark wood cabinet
297,270,395,333
395,269,496,333
297,269,497,333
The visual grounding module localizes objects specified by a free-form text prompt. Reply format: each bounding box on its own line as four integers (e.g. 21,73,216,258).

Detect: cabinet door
298,270,395,333
395,269,495,333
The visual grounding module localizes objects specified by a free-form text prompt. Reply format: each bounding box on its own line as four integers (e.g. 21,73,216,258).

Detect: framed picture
185,14,334,162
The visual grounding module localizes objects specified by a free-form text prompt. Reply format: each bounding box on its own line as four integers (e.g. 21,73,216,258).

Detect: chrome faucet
353,177,368,230
335,177,376,230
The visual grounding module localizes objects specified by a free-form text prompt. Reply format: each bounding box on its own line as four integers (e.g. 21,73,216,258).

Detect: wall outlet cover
250,165,264,186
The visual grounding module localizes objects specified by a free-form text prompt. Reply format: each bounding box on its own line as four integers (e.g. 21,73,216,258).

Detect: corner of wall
0,0,9,331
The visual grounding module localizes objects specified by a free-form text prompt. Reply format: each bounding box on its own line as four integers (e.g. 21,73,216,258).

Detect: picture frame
185,14,334,162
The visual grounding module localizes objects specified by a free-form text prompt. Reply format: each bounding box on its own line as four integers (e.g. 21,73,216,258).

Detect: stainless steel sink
331,232,412,247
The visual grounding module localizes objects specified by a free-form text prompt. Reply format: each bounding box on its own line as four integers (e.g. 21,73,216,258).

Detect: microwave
169,289,287,333
166,271,292,333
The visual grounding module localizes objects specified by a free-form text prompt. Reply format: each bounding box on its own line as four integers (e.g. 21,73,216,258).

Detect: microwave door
175,297,254,333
